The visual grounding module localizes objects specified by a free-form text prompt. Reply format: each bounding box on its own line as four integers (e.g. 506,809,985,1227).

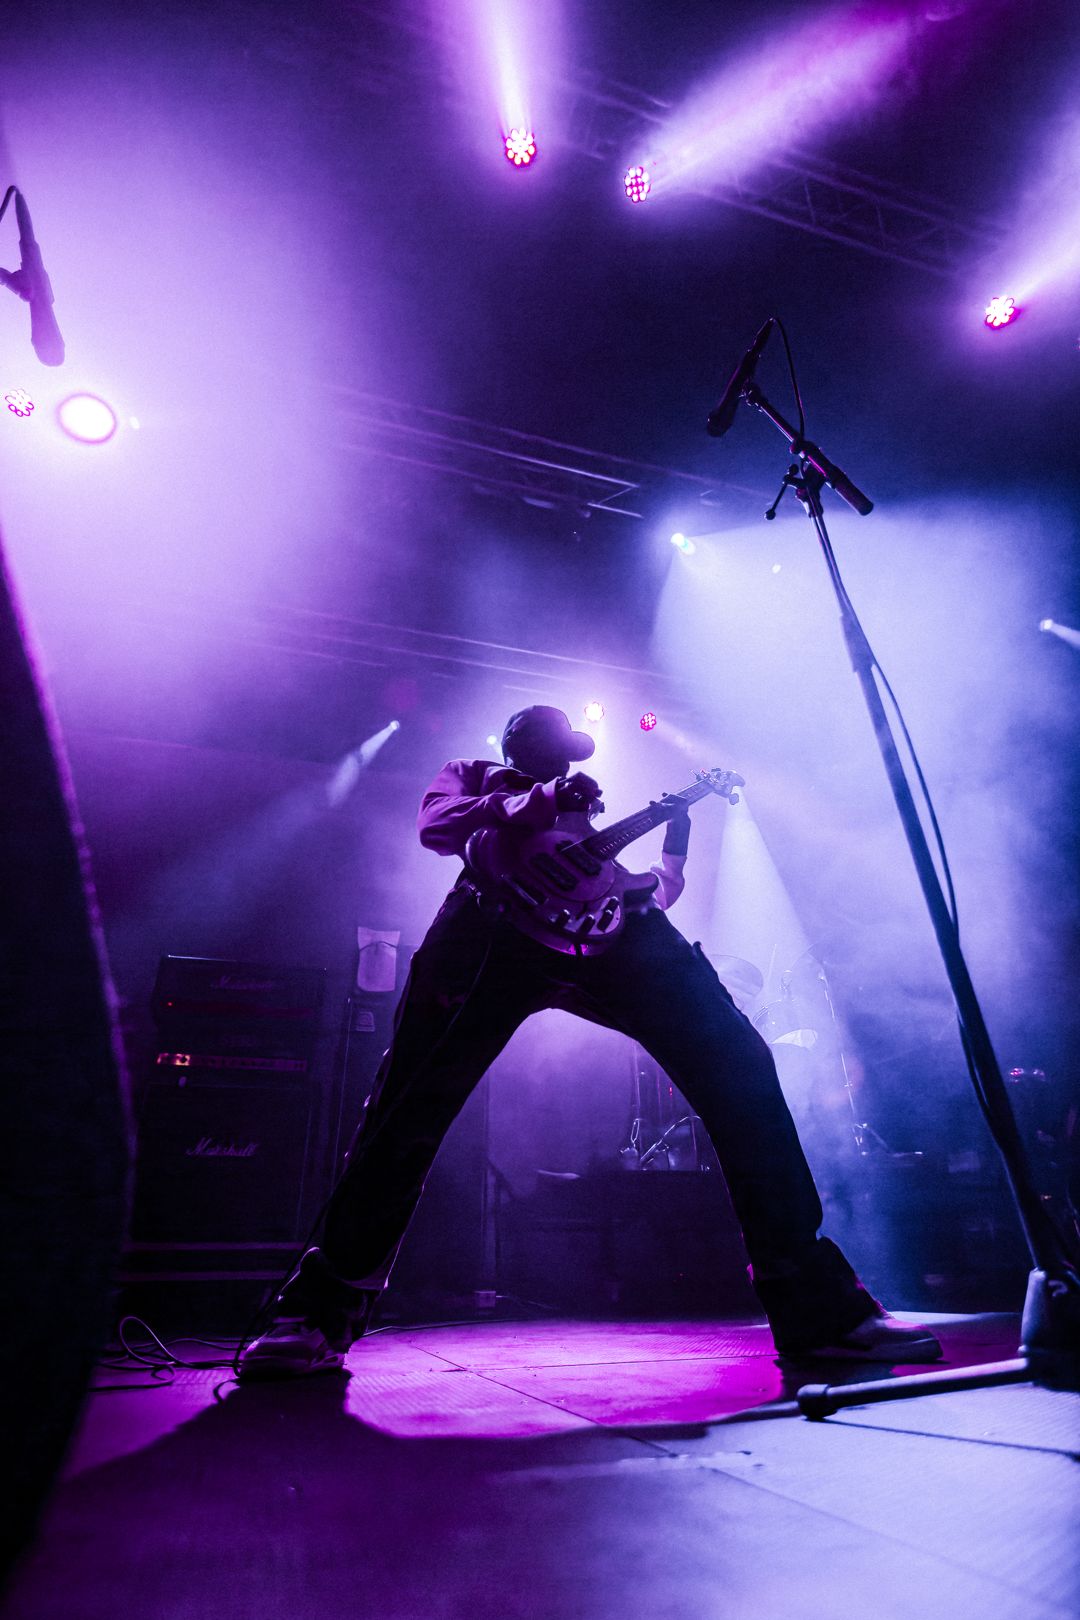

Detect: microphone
6,190,65,366
706,317,774,439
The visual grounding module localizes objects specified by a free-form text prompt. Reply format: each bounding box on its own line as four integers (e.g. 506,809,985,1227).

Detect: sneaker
781,1311,943,1363
236,1247,379,1382
237,1318,346,1381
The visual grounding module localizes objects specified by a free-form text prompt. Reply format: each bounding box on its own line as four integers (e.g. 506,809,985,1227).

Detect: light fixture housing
57,393,119,443
624,165,651,203
504,128,537,167
984,295,1019,329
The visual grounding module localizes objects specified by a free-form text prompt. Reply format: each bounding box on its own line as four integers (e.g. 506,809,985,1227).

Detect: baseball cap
500,705,595,764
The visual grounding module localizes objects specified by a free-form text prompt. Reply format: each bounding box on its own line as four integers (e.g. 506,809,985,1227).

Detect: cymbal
710,955,765,995
787,945,826,976
800,932,866,968
783,946,831,995
754,998,818,1039
772,1028,819,1049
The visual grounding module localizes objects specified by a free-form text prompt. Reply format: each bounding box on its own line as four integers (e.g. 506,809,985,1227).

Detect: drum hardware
754,946,866,1153
620,1112,713,1173
619,1044,717,1173
640,1115,712,1172
707,953,764,1014
618,952,772,1171
850,1121,896,1156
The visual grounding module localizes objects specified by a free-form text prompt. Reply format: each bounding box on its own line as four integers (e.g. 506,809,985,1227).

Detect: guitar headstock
696,767,745,805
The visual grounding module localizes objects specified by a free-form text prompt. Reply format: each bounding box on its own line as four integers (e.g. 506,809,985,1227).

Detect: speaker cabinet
131,1072,314,1245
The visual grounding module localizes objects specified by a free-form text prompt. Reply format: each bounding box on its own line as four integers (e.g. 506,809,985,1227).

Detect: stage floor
6,1314,1078,1620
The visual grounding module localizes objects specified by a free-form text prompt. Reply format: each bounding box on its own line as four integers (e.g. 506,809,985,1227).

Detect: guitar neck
582,779,716,862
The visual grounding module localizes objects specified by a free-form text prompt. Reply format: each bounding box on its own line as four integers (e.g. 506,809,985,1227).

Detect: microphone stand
728,378,1079,1418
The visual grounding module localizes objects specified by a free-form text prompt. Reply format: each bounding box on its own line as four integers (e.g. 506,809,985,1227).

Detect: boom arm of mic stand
742,381,874,516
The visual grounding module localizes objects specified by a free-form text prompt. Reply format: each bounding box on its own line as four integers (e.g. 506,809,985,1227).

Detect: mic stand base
797,1267,1080,1417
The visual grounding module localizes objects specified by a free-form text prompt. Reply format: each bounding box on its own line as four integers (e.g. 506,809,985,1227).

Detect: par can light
624,166,651,203
57,393,118,443
504,128,537,166
984,295,1019,329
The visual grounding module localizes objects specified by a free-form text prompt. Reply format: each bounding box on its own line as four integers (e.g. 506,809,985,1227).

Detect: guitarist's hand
661,798,691,858
554,772,603,812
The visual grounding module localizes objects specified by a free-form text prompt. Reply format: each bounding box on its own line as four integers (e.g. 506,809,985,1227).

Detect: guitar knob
596,899,619,931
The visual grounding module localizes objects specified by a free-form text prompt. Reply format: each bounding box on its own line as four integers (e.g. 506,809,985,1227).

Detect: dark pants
321,886,878,1351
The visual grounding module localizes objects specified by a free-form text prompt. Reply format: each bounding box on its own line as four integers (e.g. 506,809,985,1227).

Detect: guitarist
240,704,941,1377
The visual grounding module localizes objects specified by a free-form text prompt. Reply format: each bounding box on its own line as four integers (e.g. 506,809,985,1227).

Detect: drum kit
620,943,866,1171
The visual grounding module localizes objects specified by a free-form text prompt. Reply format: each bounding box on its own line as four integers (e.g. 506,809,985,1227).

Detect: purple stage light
57,393,118,443
583,700,605,724
504,128,537,166
640,711,657,731
4,388,34,416
624,166,651,203
670,531,696,556
984,295,1019,329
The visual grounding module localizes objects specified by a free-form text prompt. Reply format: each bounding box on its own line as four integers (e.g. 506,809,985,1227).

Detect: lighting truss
330,387,756,519
80,587,693,716
564,72,1001,278
697,150,1000,277
327,11,1001,277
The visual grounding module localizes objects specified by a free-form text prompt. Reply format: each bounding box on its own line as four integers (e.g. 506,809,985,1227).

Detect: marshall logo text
185,1136,259,1159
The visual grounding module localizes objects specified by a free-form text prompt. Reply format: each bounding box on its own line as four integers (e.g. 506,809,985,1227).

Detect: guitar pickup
529,853,578,892
558,844,603,877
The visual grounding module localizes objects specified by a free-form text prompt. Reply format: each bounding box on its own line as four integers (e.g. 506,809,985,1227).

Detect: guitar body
465,813,659,956
464,767,744,956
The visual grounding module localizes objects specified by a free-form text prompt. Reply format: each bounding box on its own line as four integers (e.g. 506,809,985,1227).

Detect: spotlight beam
326,720,401,808
634,10,916,210
979,94,1080,306
1039,620,1080,651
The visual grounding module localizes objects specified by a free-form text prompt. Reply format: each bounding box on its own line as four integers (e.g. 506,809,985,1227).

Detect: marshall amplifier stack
121,956,328,1327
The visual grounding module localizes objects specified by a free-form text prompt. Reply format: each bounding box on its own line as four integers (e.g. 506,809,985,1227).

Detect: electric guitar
465,767,744,956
